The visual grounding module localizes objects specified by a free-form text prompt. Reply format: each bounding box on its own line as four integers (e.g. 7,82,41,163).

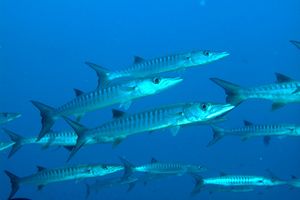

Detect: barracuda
64,102,235,161
31,76,182,141
207,121,300,146
210,73,300,110
2,129,81,158
120,157,207,180
5,163,124,199
0,112,21,125
86,50,229,86
191,174,286,195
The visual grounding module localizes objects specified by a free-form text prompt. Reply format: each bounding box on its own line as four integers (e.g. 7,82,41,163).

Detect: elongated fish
207,120,300,146
5,163,124,199
86,50,229,86
0,112,21,125
120,157,206,180
64,102,235,161
210,73,300,110
31,76,182,141
2,129,79,158
290,40,300,50
191,173,286,195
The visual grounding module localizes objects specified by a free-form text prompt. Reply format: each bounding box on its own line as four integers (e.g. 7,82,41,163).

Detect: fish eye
203,50,210,56
153,77,161,84
200,103,208,111
102,164,108,169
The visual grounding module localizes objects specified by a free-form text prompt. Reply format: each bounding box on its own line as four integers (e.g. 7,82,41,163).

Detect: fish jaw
189,50,230,66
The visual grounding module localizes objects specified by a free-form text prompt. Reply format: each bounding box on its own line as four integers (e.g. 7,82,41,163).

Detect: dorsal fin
133,56,145,64
37,166,46,172
243,120,253,126
291,175,297,179
220,172,227,176
275,73,294,83
151,157,158,163
74,88,85,97
112,109,126,119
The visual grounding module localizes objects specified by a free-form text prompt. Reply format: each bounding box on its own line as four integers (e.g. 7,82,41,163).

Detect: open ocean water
0,0,300,199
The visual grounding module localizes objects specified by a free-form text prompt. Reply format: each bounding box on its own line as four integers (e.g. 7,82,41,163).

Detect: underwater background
0,0,300,199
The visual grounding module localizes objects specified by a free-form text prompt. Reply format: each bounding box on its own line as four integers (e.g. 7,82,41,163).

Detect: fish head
187,165,208,173
1,112,21,122
92,164,124,176
182,50,229,66
255,177,283,186
135,76,183,95
294,125,300,135
183,102,235,123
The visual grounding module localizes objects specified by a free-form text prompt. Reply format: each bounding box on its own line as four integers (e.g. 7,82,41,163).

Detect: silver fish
5,163,123,199
210,73,300,110
64,102,235,161
0,112,21,125
31,76,182,141
207,120,300,146
120,157,207,180
86,50,229,87
191,173,286,195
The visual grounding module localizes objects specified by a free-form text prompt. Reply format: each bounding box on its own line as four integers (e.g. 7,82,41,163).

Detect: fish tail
85,62,110,88
119,156,134,181
5,170,20,199
190,173,204,196
63,117,88,162
210,77,244,105
30,100,56,141
207,125,225,147
2,128,25,158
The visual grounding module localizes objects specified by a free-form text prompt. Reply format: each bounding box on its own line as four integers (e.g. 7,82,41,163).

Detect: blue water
1,0,300,199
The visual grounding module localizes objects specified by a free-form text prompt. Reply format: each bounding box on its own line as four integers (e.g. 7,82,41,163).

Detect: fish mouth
164,77,183,87
216,51,230,59
207,103,235,119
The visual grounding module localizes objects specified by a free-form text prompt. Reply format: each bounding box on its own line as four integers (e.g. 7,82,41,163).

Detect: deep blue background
0,0,300,199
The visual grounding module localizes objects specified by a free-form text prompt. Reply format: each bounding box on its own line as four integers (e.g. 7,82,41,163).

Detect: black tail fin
2,128,25,158
119,156,134,181
210,78,243,105
190,173,204,196
5,170,20,199
31,100,56,141
207,125,225,147
85,62,110,88
63,117,88,162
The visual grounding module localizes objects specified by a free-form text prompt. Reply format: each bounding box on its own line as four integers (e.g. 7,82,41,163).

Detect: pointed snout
208,103,235,119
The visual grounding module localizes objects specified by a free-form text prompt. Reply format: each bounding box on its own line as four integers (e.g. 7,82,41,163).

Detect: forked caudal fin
30,100,56,141
2,128,25,158
207,125,225,147
85,62,111,88
63,117,88,162
210,78,244,105
5,170,20,199
190,173,204,196
119,156,135,181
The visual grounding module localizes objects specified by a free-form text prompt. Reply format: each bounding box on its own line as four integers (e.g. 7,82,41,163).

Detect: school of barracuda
1,41,300,199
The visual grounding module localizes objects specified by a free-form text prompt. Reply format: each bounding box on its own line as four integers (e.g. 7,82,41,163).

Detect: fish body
0,112,21,125
86,50,229,86
31,76,182,140
210,73,300,110
208,121,300,146
5,164,123,199
65,102,235,161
